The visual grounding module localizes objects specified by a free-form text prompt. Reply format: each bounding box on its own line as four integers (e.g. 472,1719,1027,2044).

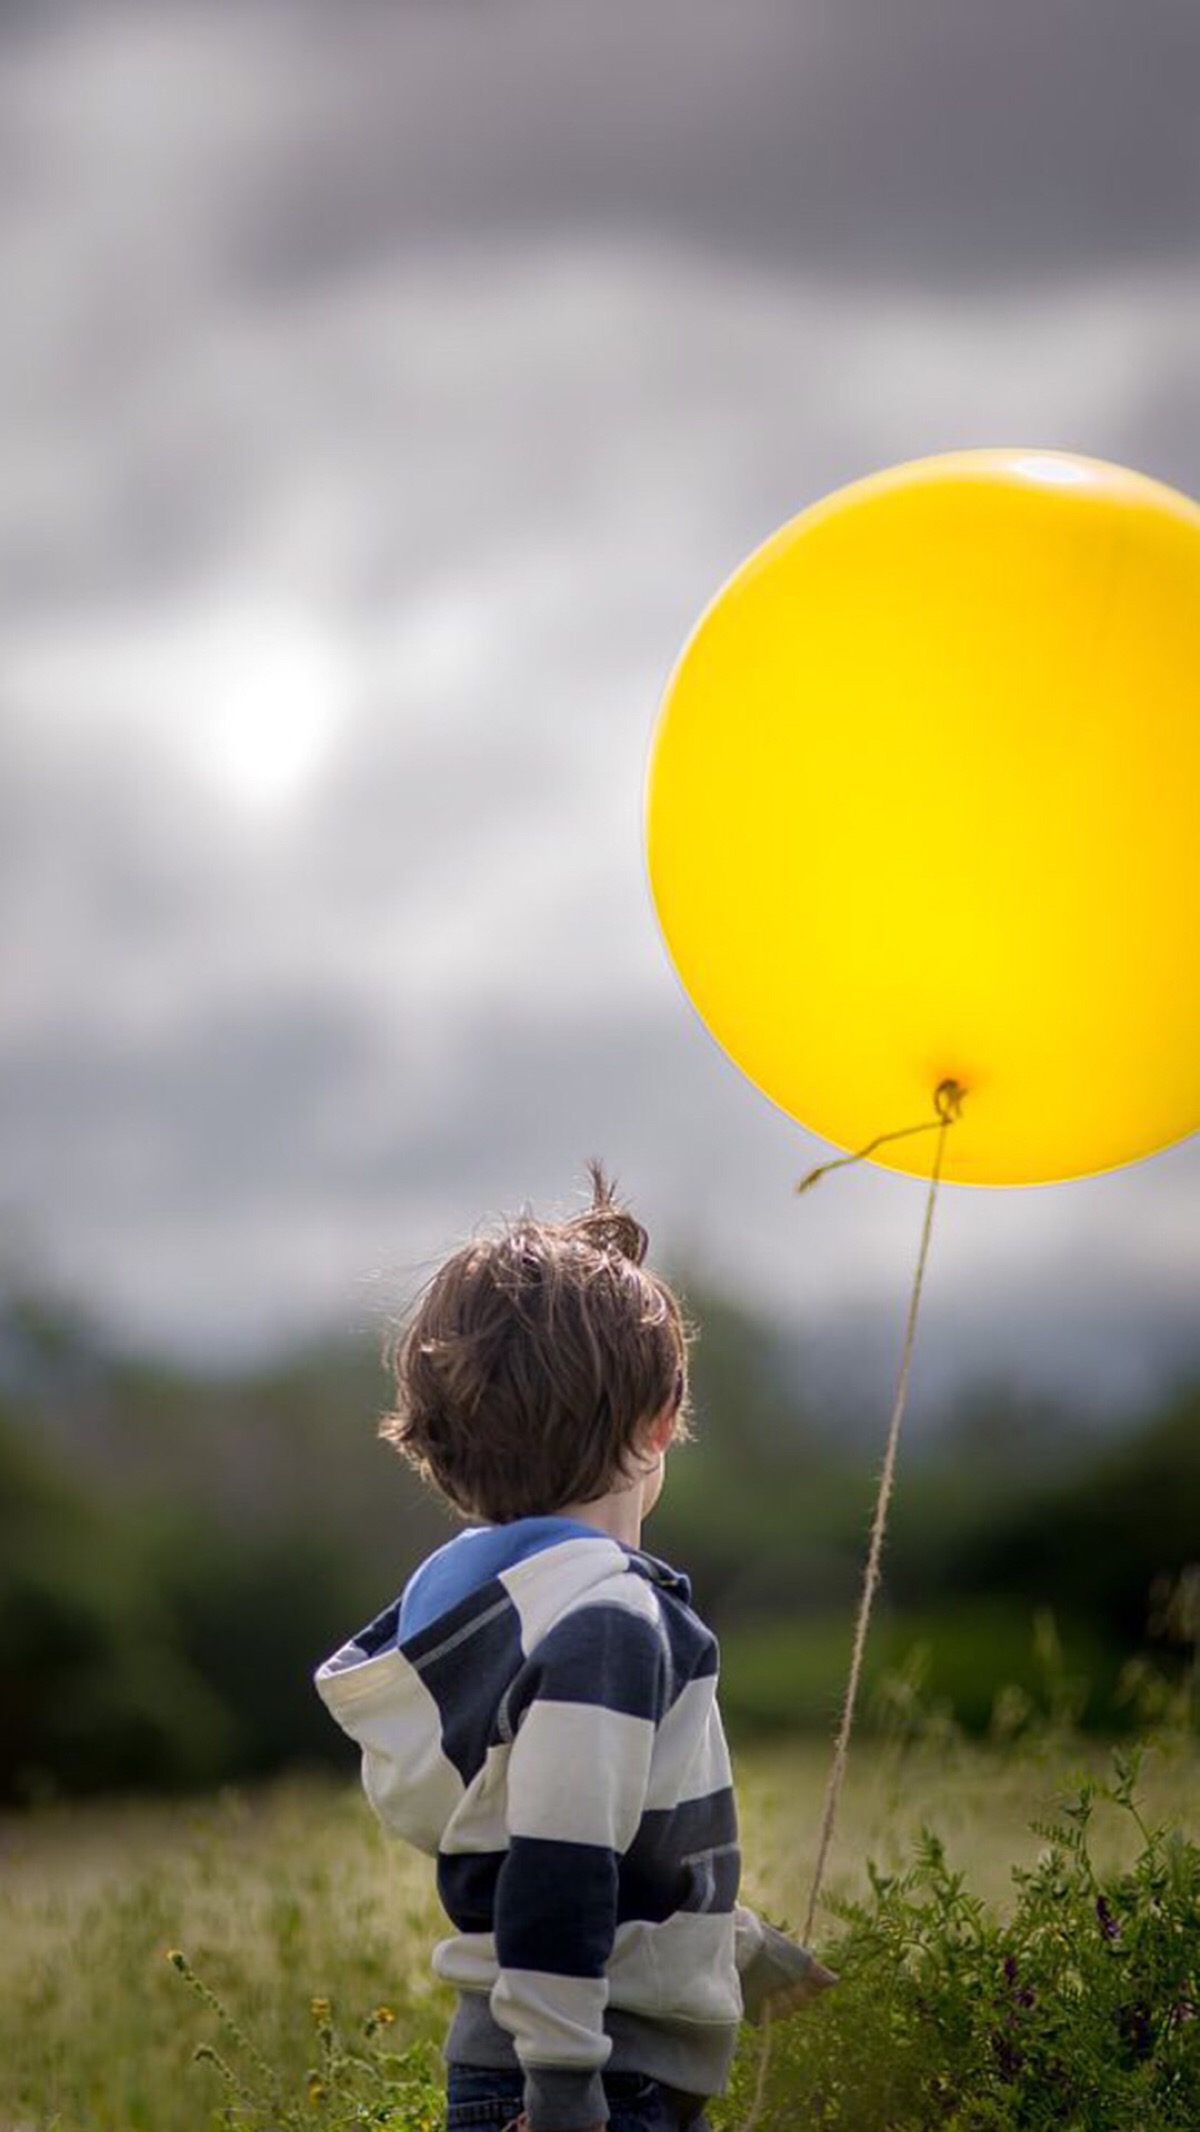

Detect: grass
0,1775,443,2131
1,1730,1197,2130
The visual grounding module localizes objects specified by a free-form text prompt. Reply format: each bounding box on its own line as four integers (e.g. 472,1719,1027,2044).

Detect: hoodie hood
394,1514,613,1640
314,1533,688,1854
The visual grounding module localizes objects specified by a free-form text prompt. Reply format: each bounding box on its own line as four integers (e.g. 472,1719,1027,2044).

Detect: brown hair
380,1163,691,1521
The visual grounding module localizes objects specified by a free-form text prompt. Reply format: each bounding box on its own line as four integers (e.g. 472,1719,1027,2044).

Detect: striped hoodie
315,1522,812,2131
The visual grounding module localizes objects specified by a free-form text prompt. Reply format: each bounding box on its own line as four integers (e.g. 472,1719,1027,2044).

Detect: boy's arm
734,1906,839,2022
490,1602,666,2132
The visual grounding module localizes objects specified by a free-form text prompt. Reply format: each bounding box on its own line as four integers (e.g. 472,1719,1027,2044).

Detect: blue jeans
445,2063,711,2131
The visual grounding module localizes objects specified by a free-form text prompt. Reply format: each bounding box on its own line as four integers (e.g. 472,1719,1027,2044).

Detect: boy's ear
644,1400,677,1455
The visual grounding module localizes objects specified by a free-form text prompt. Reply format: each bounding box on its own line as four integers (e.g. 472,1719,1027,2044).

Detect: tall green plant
720,1746,1200,2130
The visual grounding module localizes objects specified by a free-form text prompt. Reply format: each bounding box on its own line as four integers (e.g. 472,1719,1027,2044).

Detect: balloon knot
934,1079,967,1124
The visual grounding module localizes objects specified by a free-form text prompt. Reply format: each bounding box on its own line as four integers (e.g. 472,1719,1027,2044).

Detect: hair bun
568,1160,649,1265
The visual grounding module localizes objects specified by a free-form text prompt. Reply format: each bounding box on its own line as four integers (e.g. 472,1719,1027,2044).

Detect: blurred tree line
0,1277,1196,1803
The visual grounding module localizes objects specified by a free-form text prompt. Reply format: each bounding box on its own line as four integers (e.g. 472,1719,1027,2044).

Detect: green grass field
3,1730,1197,2132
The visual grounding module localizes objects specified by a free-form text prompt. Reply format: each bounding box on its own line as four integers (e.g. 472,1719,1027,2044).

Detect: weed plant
168,1953,445,2131
721,1746,1199,2130
163,1733,1198,2132
3,1624,1195,2131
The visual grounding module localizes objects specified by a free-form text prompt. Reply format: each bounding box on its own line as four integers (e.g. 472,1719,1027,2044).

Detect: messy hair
380,1163,692,1522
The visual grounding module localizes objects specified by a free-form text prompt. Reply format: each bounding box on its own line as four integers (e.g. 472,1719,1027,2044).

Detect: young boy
315,1168,835,2132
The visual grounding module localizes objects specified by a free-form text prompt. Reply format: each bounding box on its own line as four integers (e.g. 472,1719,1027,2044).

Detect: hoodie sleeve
488,1600,668,2132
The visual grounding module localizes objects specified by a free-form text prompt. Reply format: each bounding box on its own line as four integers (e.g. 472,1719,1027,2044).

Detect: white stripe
442,1740,512,1855
315,1638,407,1702
607,1911,742,2022
432,1930,498,1993
318,1649,463,1854
360,1726,463,1855
644,1675,731,1809
506,1701,656,1850
490,1968,611,2069
431,1916,744,2028
500,1537,632,1654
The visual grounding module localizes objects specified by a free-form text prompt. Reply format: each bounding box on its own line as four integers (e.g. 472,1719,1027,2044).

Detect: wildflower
307,2073,325,2106
1095,1895,1121,1943
1000,1953,1035,2008
372,2005,396,2026
310,1997,332,2023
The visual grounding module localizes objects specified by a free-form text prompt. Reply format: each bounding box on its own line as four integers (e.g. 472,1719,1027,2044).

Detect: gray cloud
0,7,1197,1408
13,0,1187,291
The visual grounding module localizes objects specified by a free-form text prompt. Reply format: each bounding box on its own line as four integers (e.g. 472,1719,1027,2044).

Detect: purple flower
1096,1895,1121,1943
1001,1953,1035,2007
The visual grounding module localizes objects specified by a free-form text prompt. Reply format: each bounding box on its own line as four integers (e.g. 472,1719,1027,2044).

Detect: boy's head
381,1163,691,1523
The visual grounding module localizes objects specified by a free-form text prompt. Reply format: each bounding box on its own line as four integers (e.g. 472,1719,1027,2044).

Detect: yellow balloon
645,450,1200,1186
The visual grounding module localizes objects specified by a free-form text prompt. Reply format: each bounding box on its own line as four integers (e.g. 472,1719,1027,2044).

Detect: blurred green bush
0,1279,1195,1798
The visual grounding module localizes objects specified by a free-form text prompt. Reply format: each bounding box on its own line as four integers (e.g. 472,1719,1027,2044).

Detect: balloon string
741,1085,960,2132
802,1095,955,1940
795,1078,965,1193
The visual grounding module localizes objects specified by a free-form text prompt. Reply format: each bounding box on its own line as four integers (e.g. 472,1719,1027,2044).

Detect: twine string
796,1078,964,1195
740,1081,962,2132
801,1090,956,1941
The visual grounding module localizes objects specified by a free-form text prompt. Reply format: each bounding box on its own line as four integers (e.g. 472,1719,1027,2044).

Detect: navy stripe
402,1577,511,1666
648,1786,738,1859
504,1602,668,1734
619,1788,739,1923
624,1547,693,1606
657,1594,718,1693
495,1835,619,1977
350,1597,403,1659
680,1840,740,1916
351,1575,513,1666
439,1850,505,1935
408,1586,526,1785
438,1850,505,1933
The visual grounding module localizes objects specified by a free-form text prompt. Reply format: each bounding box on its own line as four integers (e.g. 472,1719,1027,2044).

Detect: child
315,1167,835,2132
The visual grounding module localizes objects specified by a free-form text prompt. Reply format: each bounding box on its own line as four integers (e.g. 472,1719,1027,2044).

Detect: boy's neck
554,1412,670,1552
555,1481,646,1551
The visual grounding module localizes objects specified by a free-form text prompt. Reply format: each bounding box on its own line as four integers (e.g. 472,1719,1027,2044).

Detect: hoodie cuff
737,1914,816,2025
525,2064,609,2130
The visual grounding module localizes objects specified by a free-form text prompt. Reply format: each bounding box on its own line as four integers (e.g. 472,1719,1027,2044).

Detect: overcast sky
2,0,1199,1424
